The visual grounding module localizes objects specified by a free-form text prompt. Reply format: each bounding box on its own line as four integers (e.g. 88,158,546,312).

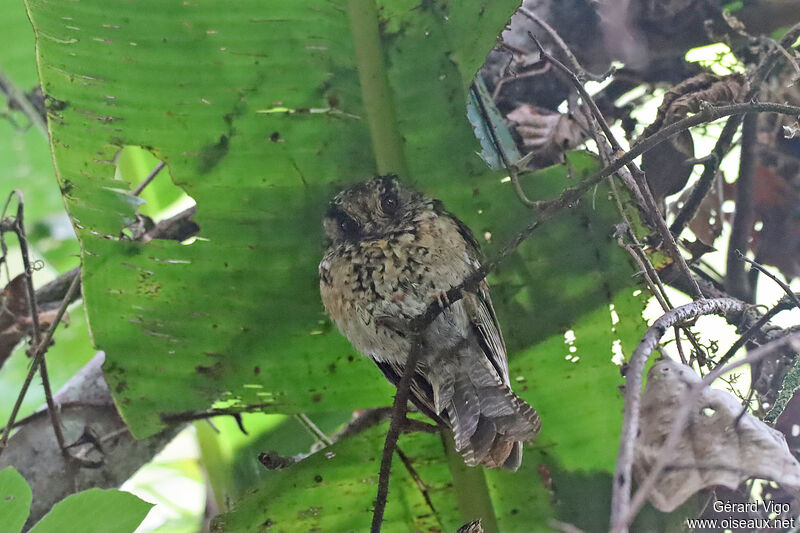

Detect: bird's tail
446,367,541,471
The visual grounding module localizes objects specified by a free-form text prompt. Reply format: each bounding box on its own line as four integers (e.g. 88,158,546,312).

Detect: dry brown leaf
0,274,64,369
749,73,800,279
638,73,746,210
668,171,724,249
639,73,748,141
642,129,695,207
634,359,800,512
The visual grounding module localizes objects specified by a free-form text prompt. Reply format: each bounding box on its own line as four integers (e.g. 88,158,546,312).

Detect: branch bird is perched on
319,176,540,470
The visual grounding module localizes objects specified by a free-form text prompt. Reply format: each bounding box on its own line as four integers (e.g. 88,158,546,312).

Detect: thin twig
528,31,705,300
517,7,610,83
527,32,620,154
0,71,47,137
293,413,333,447
673,327,687,365
39,360,69,456
609,298,745,533
333,408,393,442
770,38,800,81
737,251,800,310
396,446,438,517
132,161,166,197
669,116,740,236
491,62,550,101
0,271,80,452
715,299,790,369
371,337,424,533
12,192,43,351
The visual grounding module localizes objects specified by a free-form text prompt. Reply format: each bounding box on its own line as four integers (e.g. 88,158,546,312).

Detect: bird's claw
434,289,451,310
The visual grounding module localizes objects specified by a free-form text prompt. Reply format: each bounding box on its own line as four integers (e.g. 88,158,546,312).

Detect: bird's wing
371,277,511,417
463,280,511,385
370,357,446,425
432,201,511,385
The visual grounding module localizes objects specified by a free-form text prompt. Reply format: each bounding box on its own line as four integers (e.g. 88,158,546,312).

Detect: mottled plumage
319,176,540,470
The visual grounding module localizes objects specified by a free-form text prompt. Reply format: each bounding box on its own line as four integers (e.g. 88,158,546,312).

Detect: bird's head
323,176,430,244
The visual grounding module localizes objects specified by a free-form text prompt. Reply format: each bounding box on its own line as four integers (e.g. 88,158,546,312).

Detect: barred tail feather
446,375,540,471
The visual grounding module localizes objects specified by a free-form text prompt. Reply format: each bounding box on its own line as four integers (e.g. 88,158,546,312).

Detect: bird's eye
338,214,360,236
380,189,399,215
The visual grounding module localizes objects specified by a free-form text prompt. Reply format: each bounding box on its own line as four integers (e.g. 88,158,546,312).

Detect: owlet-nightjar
319,176,540,470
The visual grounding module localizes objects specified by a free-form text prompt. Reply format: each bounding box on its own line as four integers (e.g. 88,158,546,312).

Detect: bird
318,176,540,470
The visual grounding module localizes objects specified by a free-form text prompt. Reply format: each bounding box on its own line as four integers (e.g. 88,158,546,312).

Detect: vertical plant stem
347,0,409,177
442,433,500,533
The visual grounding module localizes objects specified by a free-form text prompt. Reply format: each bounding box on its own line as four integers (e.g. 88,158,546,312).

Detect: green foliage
211,423,462,533
0,467,31,533
20,0,648,530
27,489,152,533
0,468,151,533
23,0,527,439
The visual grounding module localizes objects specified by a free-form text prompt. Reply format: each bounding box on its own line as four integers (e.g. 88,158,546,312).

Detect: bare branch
738,252,800,310
131,161,167,197
0,71,47,137
371,337,424,533
0,271,80,453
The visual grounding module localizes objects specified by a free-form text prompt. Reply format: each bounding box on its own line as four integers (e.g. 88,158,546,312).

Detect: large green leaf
0,467,31,533
26,0,644,475
14,0,657,528
24,0,524,438
27,489,152,533
211,423,464,533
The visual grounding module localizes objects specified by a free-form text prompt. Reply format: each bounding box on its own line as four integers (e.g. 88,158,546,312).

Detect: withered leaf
668,170,724,248
638,73,748,141
0,274,66,369
642,129,695,207
752,165,800,279
634,359,800,513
